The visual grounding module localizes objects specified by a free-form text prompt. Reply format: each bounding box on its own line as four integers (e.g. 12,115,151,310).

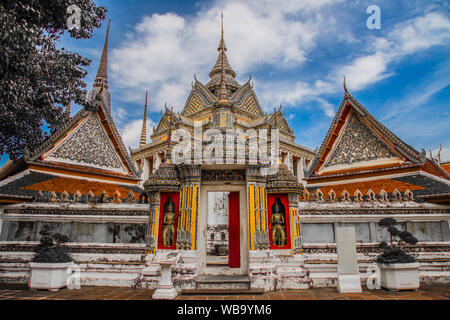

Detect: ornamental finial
218,11,227,51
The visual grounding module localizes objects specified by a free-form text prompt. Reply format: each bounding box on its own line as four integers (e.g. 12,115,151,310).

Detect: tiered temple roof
0,20,143,204
132,15,314,161
304,81,450,204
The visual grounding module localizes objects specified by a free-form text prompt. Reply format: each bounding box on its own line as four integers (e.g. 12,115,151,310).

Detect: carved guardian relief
161,196,176,246
271,198,287,246
49,115,122,169
324,113,396,168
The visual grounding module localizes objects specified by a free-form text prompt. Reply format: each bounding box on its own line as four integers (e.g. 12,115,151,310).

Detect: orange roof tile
441,163,450,175
23,177,140,199
311,178,424,198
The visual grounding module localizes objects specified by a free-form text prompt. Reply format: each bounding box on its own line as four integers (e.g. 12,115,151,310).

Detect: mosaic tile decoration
49,114,123,169
324,113,396,168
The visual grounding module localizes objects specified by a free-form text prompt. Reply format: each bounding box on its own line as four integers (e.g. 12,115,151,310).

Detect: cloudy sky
2,0,449,166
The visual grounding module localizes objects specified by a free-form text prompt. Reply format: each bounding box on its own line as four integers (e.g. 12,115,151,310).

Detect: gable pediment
181,82,216,117
321,111,400,171
183,92,206,117
231,84,265,118
267,111,294,135
154,116,170,133
45,114,126,172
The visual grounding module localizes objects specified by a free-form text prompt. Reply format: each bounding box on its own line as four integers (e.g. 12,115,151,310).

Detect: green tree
0,0,107,160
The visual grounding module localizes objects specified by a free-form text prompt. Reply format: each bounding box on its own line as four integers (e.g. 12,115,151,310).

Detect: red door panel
228,192,240,268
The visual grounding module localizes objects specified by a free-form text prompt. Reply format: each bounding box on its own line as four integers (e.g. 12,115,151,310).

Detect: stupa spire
207,12,240,94
139,91,148,148
165,107,174,164
218,11,227,52
94,18,110,88
217,14,230,107
88,18,112,111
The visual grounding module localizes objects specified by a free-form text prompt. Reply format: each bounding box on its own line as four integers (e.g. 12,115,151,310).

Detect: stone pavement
0,284,448,300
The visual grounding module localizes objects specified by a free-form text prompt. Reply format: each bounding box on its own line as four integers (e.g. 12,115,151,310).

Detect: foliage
0,0,106,159
376,218,418,264
32,224,72,263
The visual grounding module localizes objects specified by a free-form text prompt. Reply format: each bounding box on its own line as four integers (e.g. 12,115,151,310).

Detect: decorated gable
267,110,294,135
181,82,215,118
154,116,170,133
46,114,125,171
241,94,261,116
183,92,206,116
231,84,265,118
323,112,398,170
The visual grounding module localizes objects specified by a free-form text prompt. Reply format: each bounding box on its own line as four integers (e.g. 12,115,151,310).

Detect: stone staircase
182,275,264,295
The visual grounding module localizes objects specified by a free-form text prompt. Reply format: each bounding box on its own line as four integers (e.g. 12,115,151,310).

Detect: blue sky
1,0,449,167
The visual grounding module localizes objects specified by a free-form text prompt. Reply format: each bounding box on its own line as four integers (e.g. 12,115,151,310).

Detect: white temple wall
302,249,450,287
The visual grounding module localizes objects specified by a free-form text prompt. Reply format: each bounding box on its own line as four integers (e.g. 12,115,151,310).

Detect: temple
0,16,449,291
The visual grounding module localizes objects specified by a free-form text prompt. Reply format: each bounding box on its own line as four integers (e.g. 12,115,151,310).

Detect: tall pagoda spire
88,18,112,111
94,18,110,89
206,12,240,95
139,91,148,148
218,11,227,52
217,12,230,108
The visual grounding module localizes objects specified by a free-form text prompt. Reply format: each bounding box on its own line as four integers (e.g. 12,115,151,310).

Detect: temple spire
139,91,148,148
88,18,112,112
207,11,240,94
165,107,174,164
94,18,110,89
217,23,230,107
218,11,227,52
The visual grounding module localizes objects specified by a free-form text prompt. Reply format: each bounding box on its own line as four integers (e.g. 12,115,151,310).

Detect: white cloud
110,0,344,111
119,118,156,150
336,53,391,91
388,12,450,55
108,1,450,151
337,12,450,93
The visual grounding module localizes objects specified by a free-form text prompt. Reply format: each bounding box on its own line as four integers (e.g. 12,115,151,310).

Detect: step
196,275,251,290
182,288,265,295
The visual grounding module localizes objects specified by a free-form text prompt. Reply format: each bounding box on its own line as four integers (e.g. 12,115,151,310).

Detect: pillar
146,191,160,254
177,165,200,250
246,165,269,250
288,192,302,254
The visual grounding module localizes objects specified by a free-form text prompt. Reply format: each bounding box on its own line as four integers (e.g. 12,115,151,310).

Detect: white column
287,152,293,172
152,154,156,173
297,156,304,183
155,153,161,171
0,207,3,238
143,157,150,182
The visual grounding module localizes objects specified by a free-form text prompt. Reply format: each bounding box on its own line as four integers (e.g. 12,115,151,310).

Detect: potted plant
29,225,74,291
376,218,420,291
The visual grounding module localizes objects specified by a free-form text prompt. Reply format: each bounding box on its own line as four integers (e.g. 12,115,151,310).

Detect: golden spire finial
139,91,148,148
95,18,110,82
218,11,227,51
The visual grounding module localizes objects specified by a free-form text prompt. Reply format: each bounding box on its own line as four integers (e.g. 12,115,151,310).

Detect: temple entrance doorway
198,185,248,276
206,192,240,269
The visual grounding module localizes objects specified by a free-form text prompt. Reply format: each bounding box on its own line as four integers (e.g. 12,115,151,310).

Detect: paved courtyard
0,283,448,300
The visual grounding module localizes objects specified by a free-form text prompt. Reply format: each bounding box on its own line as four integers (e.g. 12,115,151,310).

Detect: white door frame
197,184,248,276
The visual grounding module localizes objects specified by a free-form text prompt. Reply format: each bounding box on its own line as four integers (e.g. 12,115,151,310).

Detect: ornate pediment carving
48,114,123,169
324,113,397,168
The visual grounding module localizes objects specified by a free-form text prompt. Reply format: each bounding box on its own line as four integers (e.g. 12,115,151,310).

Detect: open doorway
206,192,229,266
206,191,240,269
